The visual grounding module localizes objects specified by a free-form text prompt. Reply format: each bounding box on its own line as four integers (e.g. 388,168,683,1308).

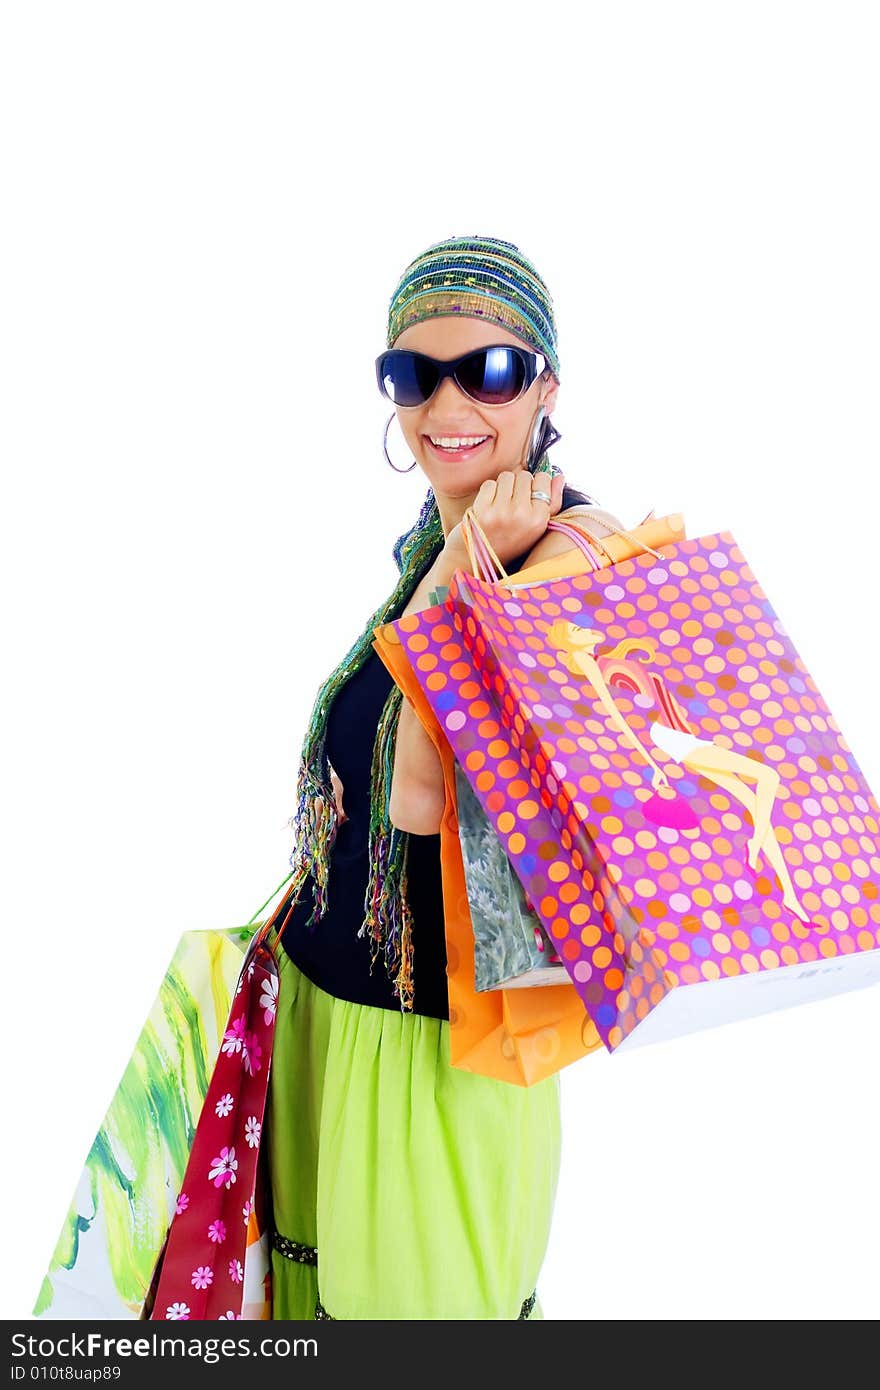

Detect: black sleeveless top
279,645,451,1019
278,486,595,1019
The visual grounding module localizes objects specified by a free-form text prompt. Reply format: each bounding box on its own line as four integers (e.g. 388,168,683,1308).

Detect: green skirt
263,928,562,1319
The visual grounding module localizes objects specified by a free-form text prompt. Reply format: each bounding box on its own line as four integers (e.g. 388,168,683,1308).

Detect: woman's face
391,316,559,499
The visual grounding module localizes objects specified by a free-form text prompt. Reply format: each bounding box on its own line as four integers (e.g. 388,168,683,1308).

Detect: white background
2,1,878,1322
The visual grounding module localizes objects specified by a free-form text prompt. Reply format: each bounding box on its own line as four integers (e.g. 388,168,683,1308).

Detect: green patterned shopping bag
32,875,293,1320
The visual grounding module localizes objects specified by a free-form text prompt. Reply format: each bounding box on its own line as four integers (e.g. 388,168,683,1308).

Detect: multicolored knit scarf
286,235,562,1011
285,490,445,1010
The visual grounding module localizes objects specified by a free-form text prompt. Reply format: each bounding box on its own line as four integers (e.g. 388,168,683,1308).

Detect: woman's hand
446,465,566,570
652,767,671,791
310,768,347,844
330,766,348,825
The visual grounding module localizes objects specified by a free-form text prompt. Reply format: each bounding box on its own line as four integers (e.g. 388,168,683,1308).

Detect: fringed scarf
285,486,445,1011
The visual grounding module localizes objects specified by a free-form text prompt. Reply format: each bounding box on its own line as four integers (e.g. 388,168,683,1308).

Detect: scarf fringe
284,489,443,1009
359,683,416,1011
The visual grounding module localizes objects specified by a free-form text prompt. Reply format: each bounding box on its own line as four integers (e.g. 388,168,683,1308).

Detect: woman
262,235,605,1320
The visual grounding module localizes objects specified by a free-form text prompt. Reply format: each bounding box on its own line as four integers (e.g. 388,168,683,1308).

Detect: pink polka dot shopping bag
373,505,687,1084
379,507,880,1064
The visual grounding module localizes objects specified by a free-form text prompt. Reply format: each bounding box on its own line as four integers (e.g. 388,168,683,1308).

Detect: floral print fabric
149,938,278,1320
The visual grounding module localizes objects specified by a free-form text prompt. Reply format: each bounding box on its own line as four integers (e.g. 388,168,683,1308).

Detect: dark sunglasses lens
457,347,526,404
380,353,438,406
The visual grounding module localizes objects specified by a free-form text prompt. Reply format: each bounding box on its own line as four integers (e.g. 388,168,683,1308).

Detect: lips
423,435,492,460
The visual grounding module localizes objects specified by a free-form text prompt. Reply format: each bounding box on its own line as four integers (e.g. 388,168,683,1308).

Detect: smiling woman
386,322,560,480
264,237,605,1320
160,235,601,1322
377,278,596,841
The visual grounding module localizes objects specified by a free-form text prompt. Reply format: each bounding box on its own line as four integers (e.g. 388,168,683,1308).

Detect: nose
424,372,482,426
431,373,467,406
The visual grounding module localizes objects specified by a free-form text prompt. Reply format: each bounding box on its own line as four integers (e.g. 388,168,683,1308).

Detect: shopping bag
452,511,615,990
454,760,564,990
394,526,880,1053
146,930,280,1321
33,877,294,1320
373,506,688,1084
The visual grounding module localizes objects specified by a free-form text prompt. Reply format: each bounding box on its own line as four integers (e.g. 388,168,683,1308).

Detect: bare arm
388,531,471,834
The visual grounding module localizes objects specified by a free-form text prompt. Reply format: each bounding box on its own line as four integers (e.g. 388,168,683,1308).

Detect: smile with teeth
426,434,491,452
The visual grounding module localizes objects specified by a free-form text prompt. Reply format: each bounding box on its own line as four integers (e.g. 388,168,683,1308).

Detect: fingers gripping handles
459,505,664,584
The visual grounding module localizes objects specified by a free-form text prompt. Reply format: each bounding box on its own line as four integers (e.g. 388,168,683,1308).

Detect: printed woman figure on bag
547,622,810,923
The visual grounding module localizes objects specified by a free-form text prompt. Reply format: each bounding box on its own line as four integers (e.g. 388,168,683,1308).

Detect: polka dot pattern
395,532,880,1050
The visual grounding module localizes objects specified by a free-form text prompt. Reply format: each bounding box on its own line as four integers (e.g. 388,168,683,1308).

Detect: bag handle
247,870,295,925
460,508,506,581
233,867,303,968
553,506,666,563
554,516,616,565
543,519,603,569
460,507,611,584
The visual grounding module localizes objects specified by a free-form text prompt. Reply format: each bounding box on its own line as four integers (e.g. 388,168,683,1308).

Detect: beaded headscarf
387,234,560,377
286,235,560,1010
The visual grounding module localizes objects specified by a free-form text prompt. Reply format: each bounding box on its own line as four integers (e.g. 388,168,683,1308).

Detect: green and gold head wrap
387,234,560,378
285,235,561,1011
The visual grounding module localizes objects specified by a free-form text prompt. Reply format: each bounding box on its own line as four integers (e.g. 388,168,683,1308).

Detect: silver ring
531,489,552,504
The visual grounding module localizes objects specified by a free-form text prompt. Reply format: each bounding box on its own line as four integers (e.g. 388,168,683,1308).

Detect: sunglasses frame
375,344,550,409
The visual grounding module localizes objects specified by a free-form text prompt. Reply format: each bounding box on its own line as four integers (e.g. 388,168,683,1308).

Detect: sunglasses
375,344,549,408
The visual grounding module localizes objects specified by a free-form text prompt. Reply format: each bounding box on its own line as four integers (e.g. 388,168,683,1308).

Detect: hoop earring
383,412,417,473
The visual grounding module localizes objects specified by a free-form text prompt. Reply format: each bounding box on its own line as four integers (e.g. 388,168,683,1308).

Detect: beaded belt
272,1231,318,1265
272,1228,537,1319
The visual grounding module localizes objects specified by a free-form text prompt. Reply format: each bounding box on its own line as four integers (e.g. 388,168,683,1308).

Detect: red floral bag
146,890,292,1320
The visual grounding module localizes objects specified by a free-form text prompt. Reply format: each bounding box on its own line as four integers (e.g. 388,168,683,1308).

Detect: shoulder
510,526,580,575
